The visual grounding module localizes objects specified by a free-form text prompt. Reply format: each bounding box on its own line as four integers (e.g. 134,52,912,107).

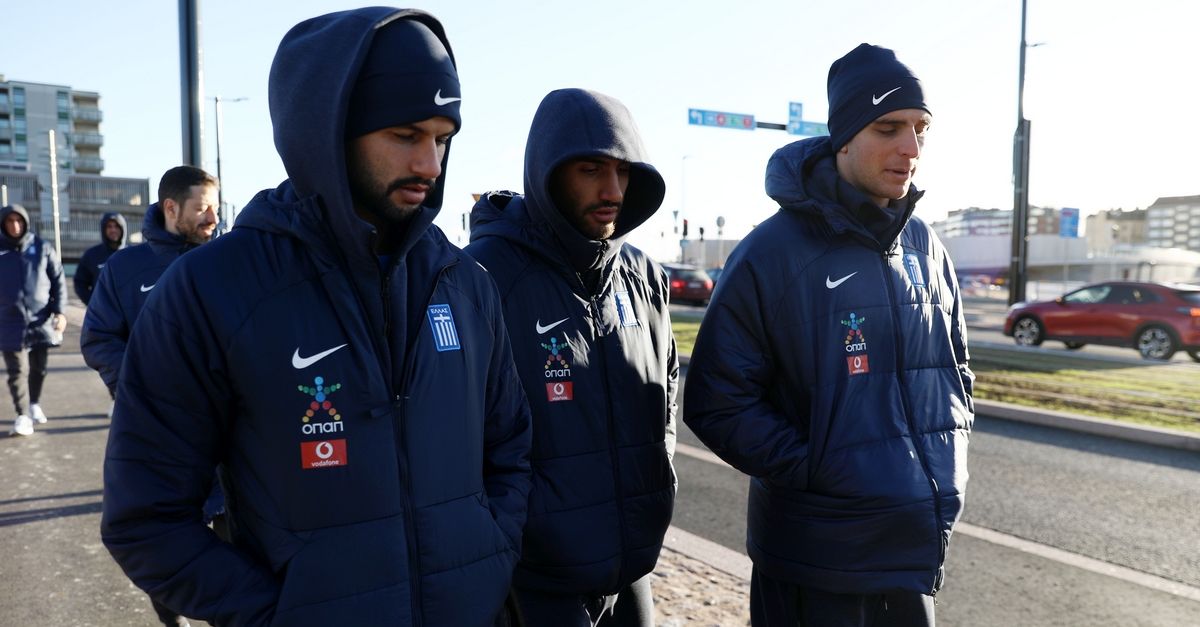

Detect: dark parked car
1003,281,1200,361
664,263,714,305
706,267,724,288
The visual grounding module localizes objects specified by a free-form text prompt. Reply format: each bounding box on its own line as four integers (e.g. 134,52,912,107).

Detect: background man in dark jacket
99,8,532,626
684,44,973,627
80,165,218,627
81,165,218,397
0,204,66,437
73,211,128,305
467,88,677,627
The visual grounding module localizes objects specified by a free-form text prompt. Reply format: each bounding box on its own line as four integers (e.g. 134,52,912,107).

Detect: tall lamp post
1008,0,1032,305
212,95,247,230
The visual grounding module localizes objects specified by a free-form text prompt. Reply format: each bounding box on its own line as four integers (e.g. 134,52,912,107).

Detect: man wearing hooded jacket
100,8,532,626
684,45,973,626
73,211,128,305
0,204,66,437
466,88,677,627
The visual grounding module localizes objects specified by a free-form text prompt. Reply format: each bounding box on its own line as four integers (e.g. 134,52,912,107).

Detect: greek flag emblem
615,291,638,327
426,304,461,352
903,254,925,287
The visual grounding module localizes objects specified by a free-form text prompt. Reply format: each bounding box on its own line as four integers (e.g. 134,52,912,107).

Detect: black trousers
4,346,49,416
514,573,655,627
751,568,935,627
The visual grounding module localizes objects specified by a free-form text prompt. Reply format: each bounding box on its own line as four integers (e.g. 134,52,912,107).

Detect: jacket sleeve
481,286,533,553
45,242,66,315
683,261,809,488
80,265,129,394
945,255,975,414
74,255,95,305
101,266,279,627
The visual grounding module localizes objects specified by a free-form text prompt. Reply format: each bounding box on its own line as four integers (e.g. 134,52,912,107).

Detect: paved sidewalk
0,307,753,626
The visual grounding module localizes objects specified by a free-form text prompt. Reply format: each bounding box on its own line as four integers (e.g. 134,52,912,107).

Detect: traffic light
699,226,705,241
682,219,689,238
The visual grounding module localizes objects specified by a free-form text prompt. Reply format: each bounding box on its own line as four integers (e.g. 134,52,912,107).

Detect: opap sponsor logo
841,312,867,353
542,335,572,379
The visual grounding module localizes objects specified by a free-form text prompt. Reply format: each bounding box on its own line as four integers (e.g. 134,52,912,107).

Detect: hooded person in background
0,204,66,437
684,44,973,626
99,8,532,626
467,88,676,627
73,211,128,305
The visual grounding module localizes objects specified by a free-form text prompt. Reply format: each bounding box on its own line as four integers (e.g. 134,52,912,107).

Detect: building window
12,88,24,107
0,142,10,157
14,140,27,161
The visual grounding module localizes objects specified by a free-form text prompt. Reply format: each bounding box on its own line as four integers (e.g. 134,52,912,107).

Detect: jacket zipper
879,248,945,595
388,261,457,626
577,271,629,590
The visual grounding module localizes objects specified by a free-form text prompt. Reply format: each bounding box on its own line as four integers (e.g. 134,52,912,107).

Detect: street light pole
212,95,247,230
1008,0,1031,306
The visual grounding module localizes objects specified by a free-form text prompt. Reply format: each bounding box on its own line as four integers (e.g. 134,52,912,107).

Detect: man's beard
350,173,438,224
177,222,212,246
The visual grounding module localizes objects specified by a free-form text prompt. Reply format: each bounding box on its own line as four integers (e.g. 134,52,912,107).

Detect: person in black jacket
1,204,67,437
99,9,532,626
684,44,973,627
81,165,218,627
73,211,128,305
467,88,677,627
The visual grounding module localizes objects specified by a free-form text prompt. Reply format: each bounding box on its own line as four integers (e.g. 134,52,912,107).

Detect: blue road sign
1060,207,1080,238
792,121,829,136
786,102,803,134
688,108,755,131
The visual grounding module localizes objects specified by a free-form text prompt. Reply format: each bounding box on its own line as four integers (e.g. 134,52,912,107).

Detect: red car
1003,281,1200,361
664,263,714,306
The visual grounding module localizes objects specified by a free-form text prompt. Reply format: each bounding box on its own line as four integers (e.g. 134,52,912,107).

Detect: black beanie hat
827,43,929,151
345,19,461,138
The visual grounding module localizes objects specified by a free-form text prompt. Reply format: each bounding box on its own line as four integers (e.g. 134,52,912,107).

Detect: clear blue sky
3,0,1197,260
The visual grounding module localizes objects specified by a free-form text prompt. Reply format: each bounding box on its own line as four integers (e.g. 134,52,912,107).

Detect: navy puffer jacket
100,8,532,626
0,204,66,351
80,204,194,394
466,89,677,596
684,136,973,595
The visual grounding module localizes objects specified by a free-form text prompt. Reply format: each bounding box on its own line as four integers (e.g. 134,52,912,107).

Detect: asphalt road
672,372,1200,626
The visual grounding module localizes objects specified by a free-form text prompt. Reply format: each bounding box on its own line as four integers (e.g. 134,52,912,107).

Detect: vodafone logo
846,355,870,376
301,439,348,469
545,381,574,402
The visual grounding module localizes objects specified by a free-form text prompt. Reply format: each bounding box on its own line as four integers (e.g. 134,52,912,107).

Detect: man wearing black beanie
100,8,533,626
686,43,973,627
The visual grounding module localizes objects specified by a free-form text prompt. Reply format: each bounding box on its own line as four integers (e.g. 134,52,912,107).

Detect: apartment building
0,74,147,262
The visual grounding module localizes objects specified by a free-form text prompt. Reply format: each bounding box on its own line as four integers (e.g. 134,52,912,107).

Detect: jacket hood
519,88,665,271
0,204,32,248
140,202,193,255
764,136,923,250
266,7,457,266
100,211,128,247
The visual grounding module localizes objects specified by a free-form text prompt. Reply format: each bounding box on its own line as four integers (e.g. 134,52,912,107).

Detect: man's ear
162,198,178,219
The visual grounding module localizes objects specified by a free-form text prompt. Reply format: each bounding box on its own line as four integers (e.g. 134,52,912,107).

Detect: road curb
974,399,1200,452
662,525,752,582
680,356,1200,452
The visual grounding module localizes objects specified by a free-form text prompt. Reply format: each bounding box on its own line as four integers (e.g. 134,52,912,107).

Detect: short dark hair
158,166,218,206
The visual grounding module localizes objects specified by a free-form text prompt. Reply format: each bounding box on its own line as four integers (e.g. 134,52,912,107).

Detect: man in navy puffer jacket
684,44,974,626
467,89,677,626
99,8,532,626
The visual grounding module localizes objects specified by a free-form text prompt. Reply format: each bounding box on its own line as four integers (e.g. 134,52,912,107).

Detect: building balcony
72,107,102,123
74,156,104,172
71,132,103,147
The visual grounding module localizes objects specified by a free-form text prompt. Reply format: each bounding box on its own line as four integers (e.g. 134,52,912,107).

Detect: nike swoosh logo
292,343,348,369
139,284,155,292
826,272,857,289
535,318,568,334
433,89,461,106
872,86,902,105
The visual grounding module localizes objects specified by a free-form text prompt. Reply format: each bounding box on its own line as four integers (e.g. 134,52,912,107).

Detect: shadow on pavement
975,417,1200,474
0,500,103,527
0,489,102,507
